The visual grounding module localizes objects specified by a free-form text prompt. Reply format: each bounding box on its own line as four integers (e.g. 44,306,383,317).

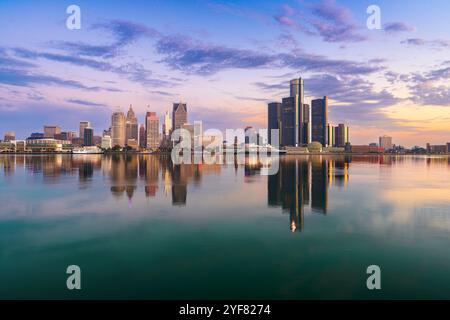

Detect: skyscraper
311,96,328,146
327,124,334,147
379,135,393,150
334,124,349,147
146,112,160,150
172,102,187,131
139,124,146,148
163,111,172,137
193,121,203,149
125,105,139,145
280,78,309,147
83,127,94,146
43,125,61,139
303,103,311,145
79,121,90,140
111,111,126,147
268,102,281,145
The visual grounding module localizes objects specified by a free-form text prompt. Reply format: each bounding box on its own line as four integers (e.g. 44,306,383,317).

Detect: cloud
401,38,450,48
308,0,366,43
384,22,416,34
156,34,278,75
0,67,116,91
51,20,160,59
66,99,108,107
155,33,383,76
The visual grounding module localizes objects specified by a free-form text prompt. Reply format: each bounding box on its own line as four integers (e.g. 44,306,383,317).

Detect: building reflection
267,156,351,232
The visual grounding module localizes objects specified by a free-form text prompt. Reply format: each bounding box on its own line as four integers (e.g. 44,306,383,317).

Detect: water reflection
1,154,450,229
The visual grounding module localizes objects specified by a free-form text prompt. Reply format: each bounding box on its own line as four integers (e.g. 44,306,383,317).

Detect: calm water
1,154,450,299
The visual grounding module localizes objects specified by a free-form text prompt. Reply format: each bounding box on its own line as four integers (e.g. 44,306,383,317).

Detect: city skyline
1,0,450,147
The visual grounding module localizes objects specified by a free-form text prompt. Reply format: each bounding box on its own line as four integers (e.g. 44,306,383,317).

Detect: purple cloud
384,22,416,34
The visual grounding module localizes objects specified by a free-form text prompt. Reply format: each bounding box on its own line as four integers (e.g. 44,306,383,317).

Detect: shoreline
0,151,448,157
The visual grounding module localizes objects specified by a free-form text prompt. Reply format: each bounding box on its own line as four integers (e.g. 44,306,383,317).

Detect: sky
1,0,450,147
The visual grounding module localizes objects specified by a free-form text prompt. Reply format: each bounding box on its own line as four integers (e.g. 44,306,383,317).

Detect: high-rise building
326,124,334,147
139,124,146,148
43,125,61,138
163,111,172,137
83,127,94,146
101,135,112,149
379,135,393,150
172,102,187,131
79,121,90,140
334,124,349,147
281,96,297,147
303,103,311,145
4,131,15,142
125,105,139,145
146,112,160,150
268,102,281,145
193,121,203,149
111,111,126,147
280,78,309,147
311,96,328,146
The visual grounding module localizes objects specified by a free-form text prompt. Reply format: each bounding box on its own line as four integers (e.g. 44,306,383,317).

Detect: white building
101,135,112,149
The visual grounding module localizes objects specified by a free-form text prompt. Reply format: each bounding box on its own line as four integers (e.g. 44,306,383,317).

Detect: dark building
268,102,281,145
83,127,94,146
334,124,349,147
311,96,328,146
172,102,187,131
279,78,311,147
281,96,297,147
28,132,44,140
139,124,146,148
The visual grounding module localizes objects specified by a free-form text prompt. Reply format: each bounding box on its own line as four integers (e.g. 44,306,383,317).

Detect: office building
311,96,328,146
172,102,187,131
4,132,15,142
111,111,126,147
379,135,393,150
139,124,146,148
43,125,61,138
280,78,311,147
334,124,349,147
146,112,160,150
125,105,139,145
163,111,172,137
79,121,90,140
101,135,112,149
193,121,202,148
268,102,281,145
327,124,334,148
83,127,94,146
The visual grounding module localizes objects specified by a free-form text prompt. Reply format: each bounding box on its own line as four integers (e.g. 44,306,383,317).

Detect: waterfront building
139,124,146,148
193,121,203,149
26,139,72,152
172,102,187,131
311,97,328,146
326,124,334,147
146,112,160,150
79,121,90,140
43,125,61,138
125,105,139,145
4,132,15,142
268,102,281,146
28,133,44,140
163,111,172,137
111,111,126,148
83,127,94,146
379,135,393,150
334,124,349,147
101,135,112,149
